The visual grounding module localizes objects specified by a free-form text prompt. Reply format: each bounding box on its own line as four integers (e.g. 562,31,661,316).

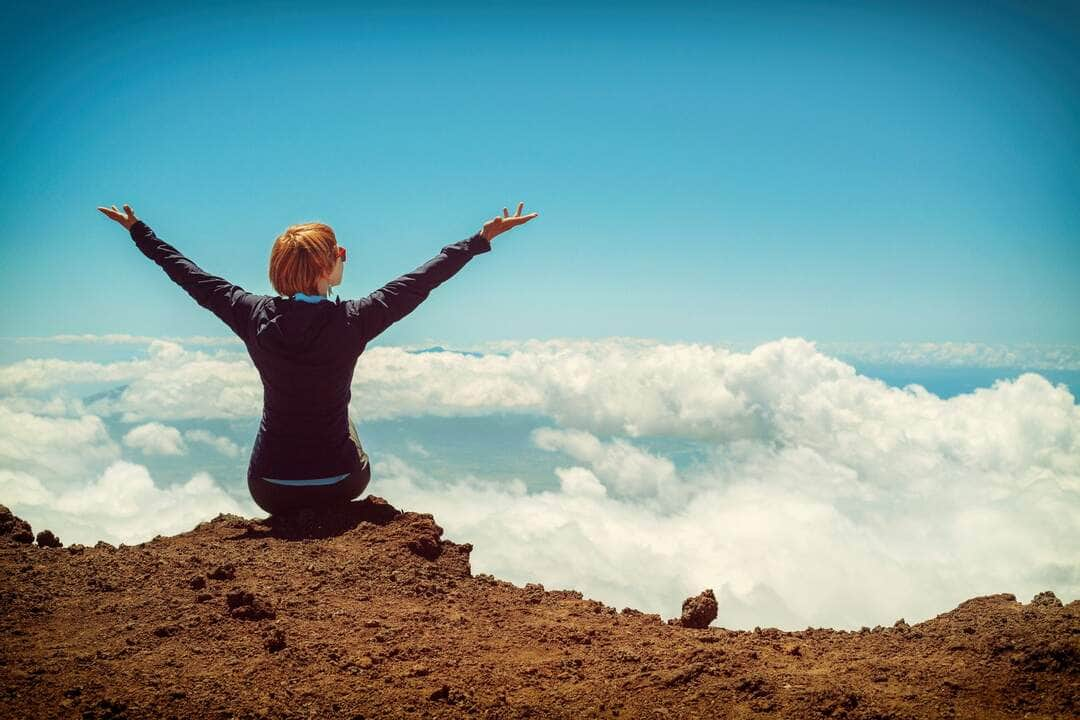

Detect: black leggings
247,419,371,517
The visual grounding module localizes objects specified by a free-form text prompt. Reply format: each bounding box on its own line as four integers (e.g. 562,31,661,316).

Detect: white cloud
0,393,92,417
75,341,262,422
0,335,1077,630
0,339,249,395
812,340,1080,370
0,469,55,506
13,334,1078,369
123,422,187,456
5,460,256,547
184,429,241,458
3,333,240,347
0,403,122,481
351,337,1077,629
555,466,608,498
532,427,683,509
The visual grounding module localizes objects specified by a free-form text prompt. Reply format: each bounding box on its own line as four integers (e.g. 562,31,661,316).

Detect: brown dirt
1,499,1076,719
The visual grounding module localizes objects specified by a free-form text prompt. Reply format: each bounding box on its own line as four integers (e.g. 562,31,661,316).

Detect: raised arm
97,204,260,342
344,231,492,346
128,220,261,342
344,201,539,347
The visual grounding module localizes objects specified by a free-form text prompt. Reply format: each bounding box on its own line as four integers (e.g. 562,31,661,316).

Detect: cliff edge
1,500,1076,719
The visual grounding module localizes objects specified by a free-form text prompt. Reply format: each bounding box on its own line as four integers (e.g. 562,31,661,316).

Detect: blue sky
2,0,1077,346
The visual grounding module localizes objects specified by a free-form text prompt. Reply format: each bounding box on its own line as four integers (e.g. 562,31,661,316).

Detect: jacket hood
255,296,342,353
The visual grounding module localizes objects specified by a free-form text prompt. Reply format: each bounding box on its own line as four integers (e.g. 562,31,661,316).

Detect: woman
97,201,539,517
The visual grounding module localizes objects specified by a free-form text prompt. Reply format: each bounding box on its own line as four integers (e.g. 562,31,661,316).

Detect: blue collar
292,291,330,304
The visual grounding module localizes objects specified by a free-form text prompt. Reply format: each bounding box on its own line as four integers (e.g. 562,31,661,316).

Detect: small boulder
264,627,286,653
678,589,718,629
208,563,236,581
225,587,275,620
404,513,445,561
1031,590,1063,608
35,529,63,548
0,505,34,544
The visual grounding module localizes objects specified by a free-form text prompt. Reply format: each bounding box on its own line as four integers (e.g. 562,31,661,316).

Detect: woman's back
245,296,365,480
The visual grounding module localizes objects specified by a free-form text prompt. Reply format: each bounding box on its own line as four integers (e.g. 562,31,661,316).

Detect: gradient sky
1,0,1077,347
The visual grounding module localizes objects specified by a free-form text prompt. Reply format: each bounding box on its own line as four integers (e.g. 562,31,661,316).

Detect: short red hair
268,222,338,297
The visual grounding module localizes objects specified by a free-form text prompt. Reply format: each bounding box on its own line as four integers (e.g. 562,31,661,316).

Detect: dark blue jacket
128,219,492,481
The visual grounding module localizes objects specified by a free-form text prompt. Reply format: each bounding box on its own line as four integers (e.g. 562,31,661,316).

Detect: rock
1030,591,1063,608
0,504,34,543
264,627,286,653
188,575,207,590
208,563,236,581
404,513,445,561
225,587,275,620
94,540,115,551
678,589,718,629
656,661,707,686
35,529,63,548
524,583,545,604
407,535,442,560
153,624,181,637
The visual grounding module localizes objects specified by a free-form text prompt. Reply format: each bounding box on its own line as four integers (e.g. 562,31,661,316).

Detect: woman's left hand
97,204,140,230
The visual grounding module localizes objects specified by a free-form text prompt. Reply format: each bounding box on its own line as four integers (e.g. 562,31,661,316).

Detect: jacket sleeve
345,232,492,346
129,220,261,342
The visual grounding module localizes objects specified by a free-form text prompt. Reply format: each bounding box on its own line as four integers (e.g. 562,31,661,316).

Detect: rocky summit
0,500,1076,719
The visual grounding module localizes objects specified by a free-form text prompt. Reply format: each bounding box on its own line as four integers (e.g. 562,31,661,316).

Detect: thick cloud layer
0,336,1076,629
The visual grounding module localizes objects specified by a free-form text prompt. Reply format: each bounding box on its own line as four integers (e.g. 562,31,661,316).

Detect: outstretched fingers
96,203,137,227
503,201,527,218
509,213,538,227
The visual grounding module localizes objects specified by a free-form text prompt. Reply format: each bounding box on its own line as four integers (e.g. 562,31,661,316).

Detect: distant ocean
850,364,1080,401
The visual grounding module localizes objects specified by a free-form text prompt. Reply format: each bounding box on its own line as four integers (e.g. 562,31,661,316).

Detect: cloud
75,341,262,422
1,460,257,547
0,402,122,481
0,335,1077,630
12,334,1078,370
5,337,1075,433
2,333,241,347
0,469,54,506
810,340,1080,370
123,422,187,456
475,337,1080,371
0,339,250,395
532,426,683,509
184,429,242,458
555,466,608,498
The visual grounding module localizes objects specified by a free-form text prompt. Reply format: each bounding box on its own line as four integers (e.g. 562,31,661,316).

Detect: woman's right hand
481,201,539,242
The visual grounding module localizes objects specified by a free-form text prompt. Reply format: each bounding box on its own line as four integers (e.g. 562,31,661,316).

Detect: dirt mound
1,498,1076,719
